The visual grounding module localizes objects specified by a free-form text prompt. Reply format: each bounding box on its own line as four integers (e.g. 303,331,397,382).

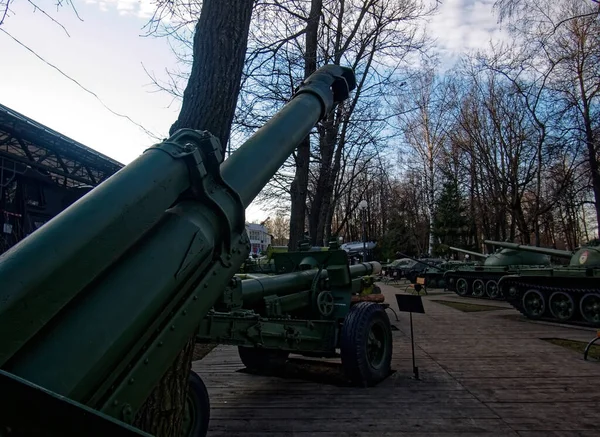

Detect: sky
0,0,506,222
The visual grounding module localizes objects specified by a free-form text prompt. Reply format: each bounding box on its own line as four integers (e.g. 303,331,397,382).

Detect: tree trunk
582,109,600,231
313,114,341,246
288,0,322,250
169,0,255,155
133,337,196,436
136,2,254,435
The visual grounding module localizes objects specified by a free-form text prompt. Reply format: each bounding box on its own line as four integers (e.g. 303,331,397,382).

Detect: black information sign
394,294,425,380
395,294,425,314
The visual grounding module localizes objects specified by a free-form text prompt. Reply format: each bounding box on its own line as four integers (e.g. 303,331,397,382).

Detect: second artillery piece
443,244,551,300
489,240,600,327
197,247,392,386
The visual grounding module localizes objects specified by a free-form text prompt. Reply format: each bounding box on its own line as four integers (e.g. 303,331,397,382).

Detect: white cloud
428,0,508,65
91,0,158,19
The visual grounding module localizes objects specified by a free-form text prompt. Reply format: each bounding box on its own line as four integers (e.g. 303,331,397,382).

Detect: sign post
394,294,425,380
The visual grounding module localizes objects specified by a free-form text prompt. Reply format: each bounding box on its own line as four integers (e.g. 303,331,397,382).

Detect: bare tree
397,63,454,254
493,0,600,232
168,0,255,155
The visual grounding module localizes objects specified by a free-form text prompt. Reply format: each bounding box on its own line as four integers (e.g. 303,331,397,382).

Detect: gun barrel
241,261,381,305
222,67,355,207
394,252,440,270
0,65,356,420
484,240,573,258
449,246,488,258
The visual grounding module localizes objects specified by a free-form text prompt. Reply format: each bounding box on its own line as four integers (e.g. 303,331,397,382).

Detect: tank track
500,276,600,328
444,270,510,301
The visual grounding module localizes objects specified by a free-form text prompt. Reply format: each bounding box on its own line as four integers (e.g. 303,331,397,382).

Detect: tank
443,244,552,300
418,260,478,289
491,240,600,327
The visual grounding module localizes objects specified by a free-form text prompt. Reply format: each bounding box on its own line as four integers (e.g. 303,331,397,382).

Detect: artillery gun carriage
197,249,392,385
0,66,363,436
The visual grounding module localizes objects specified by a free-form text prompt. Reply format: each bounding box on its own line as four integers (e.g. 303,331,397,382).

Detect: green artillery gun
443,244,551,300
197,252,391,385
0,65,357,436
241,243,330,274
490,240,600,326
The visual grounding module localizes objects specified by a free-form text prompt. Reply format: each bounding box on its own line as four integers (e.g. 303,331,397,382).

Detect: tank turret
484,239,600,268
451,245,551,267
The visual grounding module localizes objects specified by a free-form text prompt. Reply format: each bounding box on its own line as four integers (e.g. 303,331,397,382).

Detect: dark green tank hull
498,269,600,328
443,266,548,300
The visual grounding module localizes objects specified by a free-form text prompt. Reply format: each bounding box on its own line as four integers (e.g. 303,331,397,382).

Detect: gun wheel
238,346,289,371
181,372,210,437
341,302,392,387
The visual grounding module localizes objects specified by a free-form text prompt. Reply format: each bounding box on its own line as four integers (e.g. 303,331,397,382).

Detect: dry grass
542,337,600,361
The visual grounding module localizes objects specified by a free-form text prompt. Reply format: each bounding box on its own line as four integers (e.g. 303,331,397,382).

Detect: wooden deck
192,282,599,436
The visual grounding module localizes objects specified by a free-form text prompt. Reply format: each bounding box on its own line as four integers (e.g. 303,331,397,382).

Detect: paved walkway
193,282,599,436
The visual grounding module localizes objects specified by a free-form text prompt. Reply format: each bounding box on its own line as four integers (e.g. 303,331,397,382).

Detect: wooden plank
206,418,513,433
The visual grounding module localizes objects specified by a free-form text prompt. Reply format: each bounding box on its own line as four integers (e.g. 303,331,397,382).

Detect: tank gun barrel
484,240,573,258
0,65,356,432
395,252,440,270
449,247,488,259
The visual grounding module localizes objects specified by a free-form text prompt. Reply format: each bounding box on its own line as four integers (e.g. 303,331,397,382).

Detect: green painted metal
450,244,550,266
240,261,380,306
197,315,338,353
484,239,600,268
449,246,488,259
0,370,151,437
0,64,356,434
198,255,382,353
492,239,600,327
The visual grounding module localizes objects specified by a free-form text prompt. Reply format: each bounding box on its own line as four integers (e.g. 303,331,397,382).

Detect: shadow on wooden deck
237,357,396,387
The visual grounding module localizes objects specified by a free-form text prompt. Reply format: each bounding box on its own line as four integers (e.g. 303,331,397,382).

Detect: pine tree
432,181,469,256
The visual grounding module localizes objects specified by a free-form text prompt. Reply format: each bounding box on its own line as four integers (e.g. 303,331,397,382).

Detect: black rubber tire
182,372,210,437
238,346,289,371
341,302,393,387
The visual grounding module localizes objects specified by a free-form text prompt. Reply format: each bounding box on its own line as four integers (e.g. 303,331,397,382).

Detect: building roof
0,103,124,187
246,223,267,230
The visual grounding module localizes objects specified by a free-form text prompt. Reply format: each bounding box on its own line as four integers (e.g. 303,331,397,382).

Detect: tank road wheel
579,293,600,326
506,285,519,300
455,278,469,296
549,291,575,322
238,347,289,371
181,372,210,437
341,302,392,387
522,289,546,319
471,279,485,298
486,280,500,299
